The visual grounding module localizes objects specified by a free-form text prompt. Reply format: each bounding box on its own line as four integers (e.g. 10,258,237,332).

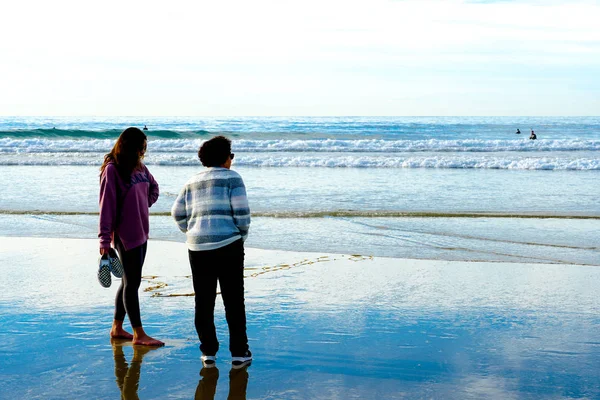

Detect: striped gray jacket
171,167,250,251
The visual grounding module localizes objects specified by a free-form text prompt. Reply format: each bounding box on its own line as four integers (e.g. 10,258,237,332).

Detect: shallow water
0,213,597,266
1,165,598,215
1,164,599,266
1,238,599,399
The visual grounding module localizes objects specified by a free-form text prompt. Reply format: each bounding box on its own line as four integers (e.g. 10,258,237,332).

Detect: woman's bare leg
111,319,134,340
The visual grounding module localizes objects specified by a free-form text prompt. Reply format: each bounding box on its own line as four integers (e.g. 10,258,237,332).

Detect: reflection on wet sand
112,339,159,400
195,365,250,400
3,238,600,399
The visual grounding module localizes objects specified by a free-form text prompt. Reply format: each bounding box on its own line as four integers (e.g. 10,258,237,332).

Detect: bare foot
133,334,165,347
110,328,134,340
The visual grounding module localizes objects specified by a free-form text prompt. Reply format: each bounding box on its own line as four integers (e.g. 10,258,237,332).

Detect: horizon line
1,115,599,118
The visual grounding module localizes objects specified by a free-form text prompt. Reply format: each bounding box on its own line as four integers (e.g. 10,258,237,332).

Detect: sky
0,0,598,116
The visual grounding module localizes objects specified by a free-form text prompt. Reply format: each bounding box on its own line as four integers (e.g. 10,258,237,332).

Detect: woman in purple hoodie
99,127,164,347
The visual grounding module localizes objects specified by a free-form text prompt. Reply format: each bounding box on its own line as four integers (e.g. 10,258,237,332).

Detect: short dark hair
198,136,232,167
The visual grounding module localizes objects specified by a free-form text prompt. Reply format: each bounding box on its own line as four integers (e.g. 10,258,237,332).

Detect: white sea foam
0,152,598,170
234,156,600,170
1,136,598,170
1,138,600,153
233,138,600,153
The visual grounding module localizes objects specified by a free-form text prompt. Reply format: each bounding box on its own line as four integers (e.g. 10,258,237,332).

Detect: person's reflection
227,366,250,400
112,338,158,400
195,365,250,400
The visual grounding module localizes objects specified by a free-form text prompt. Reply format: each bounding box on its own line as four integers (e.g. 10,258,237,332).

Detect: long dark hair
100,127,147,182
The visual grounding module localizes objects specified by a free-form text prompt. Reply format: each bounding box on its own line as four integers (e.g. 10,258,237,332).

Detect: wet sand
1,237,599,399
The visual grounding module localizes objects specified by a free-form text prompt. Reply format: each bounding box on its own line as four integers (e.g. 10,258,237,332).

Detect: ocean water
2,116,600,170
0,116,598,265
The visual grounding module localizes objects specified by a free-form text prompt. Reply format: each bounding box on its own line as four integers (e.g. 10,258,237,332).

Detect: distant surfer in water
143,125,148,131
515,128,521,134
529,130,537,140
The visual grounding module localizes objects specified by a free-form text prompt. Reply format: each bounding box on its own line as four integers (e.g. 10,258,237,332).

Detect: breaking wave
1,138,600,153
0,153,598,170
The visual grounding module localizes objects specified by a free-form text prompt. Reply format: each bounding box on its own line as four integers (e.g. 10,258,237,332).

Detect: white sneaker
231,351,252,369
201,354,217,368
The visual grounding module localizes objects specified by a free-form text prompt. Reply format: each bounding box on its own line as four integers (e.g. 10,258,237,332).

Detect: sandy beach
1,236,599,399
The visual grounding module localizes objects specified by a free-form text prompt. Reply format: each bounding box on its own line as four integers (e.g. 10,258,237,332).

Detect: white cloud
0,0,598,115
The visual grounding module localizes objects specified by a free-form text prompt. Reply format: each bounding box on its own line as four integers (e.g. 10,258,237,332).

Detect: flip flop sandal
108,249,124,278
98,254,112,288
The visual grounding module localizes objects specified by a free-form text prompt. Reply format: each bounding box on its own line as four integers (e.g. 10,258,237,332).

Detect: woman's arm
171,185,189,233
230,176,251,241
99,165,118,251
146,166,160,207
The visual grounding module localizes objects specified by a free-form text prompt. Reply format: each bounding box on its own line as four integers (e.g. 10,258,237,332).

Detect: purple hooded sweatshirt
98,161,159,251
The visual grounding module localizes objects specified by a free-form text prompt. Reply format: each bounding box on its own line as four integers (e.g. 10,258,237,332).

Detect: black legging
114,240,147,328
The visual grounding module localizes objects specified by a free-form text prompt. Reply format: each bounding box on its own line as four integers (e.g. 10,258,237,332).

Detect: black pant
189,239,249,357
114,240,147,328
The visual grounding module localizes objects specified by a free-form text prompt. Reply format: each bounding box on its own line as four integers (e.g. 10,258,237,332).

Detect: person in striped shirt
171,136,252,369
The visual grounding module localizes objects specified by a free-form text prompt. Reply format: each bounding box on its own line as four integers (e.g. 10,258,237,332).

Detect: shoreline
1,207,599,266
1,209,599,219
1,233,598,268
2,235,597,307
